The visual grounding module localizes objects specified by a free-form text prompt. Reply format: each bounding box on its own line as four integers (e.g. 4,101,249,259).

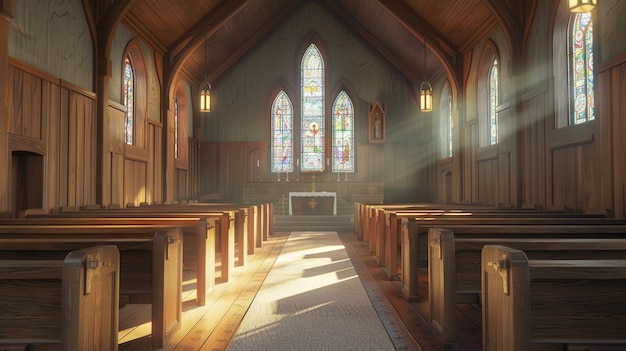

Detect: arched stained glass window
570,12,594,125
331,91,354,172
489,58,499,145
301,44,325,172
174,96,179,158
271,91,294,172
123,55,135,145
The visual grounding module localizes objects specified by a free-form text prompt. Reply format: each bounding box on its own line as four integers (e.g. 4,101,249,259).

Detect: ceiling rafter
481,0,523,58
166,0,250,67
202,1,306,87
320,0,426,85
376,0,463,95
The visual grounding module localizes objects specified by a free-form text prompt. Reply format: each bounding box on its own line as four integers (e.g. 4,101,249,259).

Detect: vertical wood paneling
153,123,163,203
147,123,156,204
477,159,496,205
522,93,547,209
498,152,511,206
612,64,626,217
111,153,125,206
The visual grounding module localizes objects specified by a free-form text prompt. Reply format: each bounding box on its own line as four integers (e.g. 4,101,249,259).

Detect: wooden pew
400,221,626,302
357,203,605,280
0,245,119,351
482,245,626,351
428,228,626,346
0,226,182,350
34,202,269,282
4,216,214,306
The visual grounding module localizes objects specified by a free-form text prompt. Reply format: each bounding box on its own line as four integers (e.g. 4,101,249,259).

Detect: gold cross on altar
307,197,318,209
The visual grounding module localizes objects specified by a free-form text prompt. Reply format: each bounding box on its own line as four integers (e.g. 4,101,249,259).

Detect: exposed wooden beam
481,0,523,57
167,0,250,68
320,0,425,85
375,0,463,96
204,1,306,86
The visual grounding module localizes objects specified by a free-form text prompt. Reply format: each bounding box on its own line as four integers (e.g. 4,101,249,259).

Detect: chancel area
2,0,626,350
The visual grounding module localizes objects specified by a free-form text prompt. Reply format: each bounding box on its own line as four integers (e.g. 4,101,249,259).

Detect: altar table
289,192,337,215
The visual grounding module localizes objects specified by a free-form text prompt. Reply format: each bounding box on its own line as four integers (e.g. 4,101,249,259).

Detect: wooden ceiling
96,0,529,90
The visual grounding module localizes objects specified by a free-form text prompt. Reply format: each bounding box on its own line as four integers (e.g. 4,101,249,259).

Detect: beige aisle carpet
227,231,397,351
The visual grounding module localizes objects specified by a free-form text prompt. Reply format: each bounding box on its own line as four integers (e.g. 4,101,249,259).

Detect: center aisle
227,231,397,351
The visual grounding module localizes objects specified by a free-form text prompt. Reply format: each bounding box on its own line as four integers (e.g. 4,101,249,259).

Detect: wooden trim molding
550,120,595,149
476,143,498,161
8,134,46,155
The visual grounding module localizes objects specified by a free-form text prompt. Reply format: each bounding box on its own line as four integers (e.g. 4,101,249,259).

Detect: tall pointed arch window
271,91,294,172
301,44,325,172
569,12,594,125
489,58,499,145
174,96,179,158
123,54,135,145
440,82,453,157
331,91,354,172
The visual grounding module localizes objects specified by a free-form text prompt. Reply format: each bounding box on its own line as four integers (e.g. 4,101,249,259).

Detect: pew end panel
63,245,120,351
427,228,457,346
482,245,626,351
0,245,120,351
151,229,183,349
400,218,420,301
481,245,531,351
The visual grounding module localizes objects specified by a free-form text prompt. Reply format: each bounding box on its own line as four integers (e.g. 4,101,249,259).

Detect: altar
289,192,337,216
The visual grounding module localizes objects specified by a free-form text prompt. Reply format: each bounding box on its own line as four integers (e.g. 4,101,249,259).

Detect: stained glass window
123,55,135,145
331,91,354,172
301,44,325,172
271,91,293,172
489,58,499,145
570,12,594,125
174,96,179,158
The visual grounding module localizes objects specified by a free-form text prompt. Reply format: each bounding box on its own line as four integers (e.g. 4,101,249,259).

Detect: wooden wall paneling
23,71,42,139
8,67,21,134
221,143,247,201
44,80,60,211
60,88,74,207
477,158,496,206
463,120,477,203
175,168,187,201
521,92,547,209
108,105,125,206
496,107,511,207
578,141,601,212
148,122,156,204
199,142,219,195
498,152,511,207
599,63,626,217
551,147,577,210
123,159,147,206
154,123,163,203
0,14,9,212
111,153,124,206
82,93,96,205
613,64,626,217
72,91,84,206
188,139,195,198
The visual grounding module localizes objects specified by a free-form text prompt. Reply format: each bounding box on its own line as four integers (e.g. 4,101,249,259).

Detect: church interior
1,0,626,350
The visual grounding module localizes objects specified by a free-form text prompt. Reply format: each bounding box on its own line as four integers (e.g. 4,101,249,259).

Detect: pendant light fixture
568,0,596,12
199,36,211,113
420,38,432,112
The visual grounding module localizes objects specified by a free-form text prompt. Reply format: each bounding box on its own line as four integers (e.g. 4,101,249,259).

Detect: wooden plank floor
118,232,481,351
